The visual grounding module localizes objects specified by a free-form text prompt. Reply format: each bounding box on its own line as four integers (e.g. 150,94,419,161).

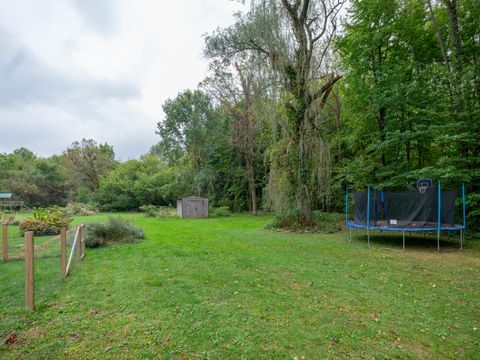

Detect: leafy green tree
202,48,272,214
205,0,344,222
336,0,479,230
0,149,68,207
63,139,116,192
154,89,229,198
97,156,175,211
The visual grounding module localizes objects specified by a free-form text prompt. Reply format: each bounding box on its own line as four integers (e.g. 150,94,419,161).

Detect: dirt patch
4,333,18,345
399,340,436,359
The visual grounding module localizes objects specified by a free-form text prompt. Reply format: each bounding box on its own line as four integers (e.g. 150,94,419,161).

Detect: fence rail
64,224,85,277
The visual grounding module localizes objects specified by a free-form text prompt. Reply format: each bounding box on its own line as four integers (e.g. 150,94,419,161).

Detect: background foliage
0,0,478,233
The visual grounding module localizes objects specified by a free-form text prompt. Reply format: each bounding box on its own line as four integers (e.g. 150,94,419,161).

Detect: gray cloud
0,0,244,159
72,0,117,33
0,27,140,109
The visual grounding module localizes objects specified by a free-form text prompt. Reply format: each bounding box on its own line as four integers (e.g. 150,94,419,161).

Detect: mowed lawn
1,214,479,359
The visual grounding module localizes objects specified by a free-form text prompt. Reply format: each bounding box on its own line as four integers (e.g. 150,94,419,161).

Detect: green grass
1,214,479,359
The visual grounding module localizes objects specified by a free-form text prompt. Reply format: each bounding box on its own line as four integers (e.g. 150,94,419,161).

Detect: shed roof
182,196,207,200
0,193,13,199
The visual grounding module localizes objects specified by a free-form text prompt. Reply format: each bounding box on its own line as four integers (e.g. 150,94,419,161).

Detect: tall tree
202,52,269,215
154,90,227,197
64,139,115,191
336,0,479,230
206,0,345,222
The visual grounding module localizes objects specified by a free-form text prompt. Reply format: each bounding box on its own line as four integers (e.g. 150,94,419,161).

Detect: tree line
1,0,478,231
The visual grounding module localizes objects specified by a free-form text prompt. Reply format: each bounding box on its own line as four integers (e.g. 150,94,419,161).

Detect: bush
266,208,311,230
139,204,158,217
85,217,144,248
312,210,343,233
63,202,98,216
157,206,178,218
139,205,178,218
19,207,71,236
211,206,232,217
266,208,343,233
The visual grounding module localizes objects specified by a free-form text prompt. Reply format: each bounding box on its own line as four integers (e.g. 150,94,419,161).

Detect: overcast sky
0,0,244,160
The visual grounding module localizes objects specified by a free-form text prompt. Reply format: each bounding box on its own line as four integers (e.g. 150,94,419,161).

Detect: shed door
186,199,199,217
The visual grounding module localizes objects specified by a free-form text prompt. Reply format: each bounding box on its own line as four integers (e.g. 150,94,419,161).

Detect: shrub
139,204,158,217
63,202,98,216
19,207,71,236
211,206,232,217
85,217,144,248
157,206,178,218
266,208,303,230
312,210,343,233
138,205,178,218
266,208,343,233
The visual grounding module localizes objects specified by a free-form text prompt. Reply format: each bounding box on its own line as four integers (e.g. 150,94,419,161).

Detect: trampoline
345,180,466,251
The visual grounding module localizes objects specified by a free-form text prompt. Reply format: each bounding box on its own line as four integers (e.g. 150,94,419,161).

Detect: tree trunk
376,107,387,166
246,158,257,215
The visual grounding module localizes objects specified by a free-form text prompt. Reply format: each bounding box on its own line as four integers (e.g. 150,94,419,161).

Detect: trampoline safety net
353,188,456,229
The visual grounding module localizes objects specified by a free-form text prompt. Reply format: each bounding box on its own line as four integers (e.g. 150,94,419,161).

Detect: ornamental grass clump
85,217,144,248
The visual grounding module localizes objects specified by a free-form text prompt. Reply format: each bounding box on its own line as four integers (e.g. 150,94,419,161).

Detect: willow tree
206,0,344,222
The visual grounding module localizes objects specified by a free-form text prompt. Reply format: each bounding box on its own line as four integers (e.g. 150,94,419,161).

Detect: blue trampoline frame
345,181,466,251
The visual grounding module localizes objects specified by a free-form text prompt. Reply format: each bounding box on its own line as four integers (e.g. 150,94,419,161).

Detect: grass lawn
1,213,479,359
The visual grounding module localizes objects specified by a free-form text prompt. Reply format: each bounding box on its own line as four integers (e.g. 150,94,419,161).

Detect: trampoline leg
402,231,405,251
460,229,463,250
367,228,370,248
437,230,440,252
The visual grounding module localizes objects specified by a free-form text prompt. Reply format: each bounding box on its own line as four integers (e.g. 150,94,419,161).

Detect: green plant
312,210,343,233
0,211,15,225
266,208,343,233
266,207,309,230
211,206,232,217
139,204,158,217
19,207,70,236
83,223,106,248
157,206,178,218
85,217,144,248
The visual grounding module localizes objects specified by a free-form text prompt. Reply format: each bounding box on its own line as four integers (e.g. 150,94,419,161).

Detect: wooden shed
177,196,208,218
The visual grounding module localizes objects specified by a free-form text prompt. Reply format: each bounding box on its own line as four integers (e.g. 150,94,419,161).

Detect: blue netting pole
437,180,441,252
345,185,350,242
367,184,371,248
345,186,349,224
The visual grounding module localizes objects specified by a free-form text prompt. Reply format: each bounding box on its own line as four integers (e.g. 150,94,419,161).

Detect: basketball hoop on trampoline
417,178,433,194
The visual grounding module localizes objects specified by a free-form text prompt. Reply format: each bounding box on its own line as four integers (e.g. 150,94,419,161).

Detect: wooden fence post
81,224,86,259
25,231,35,311
61,228,67,278
76,226,81,261
2,224,7,262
